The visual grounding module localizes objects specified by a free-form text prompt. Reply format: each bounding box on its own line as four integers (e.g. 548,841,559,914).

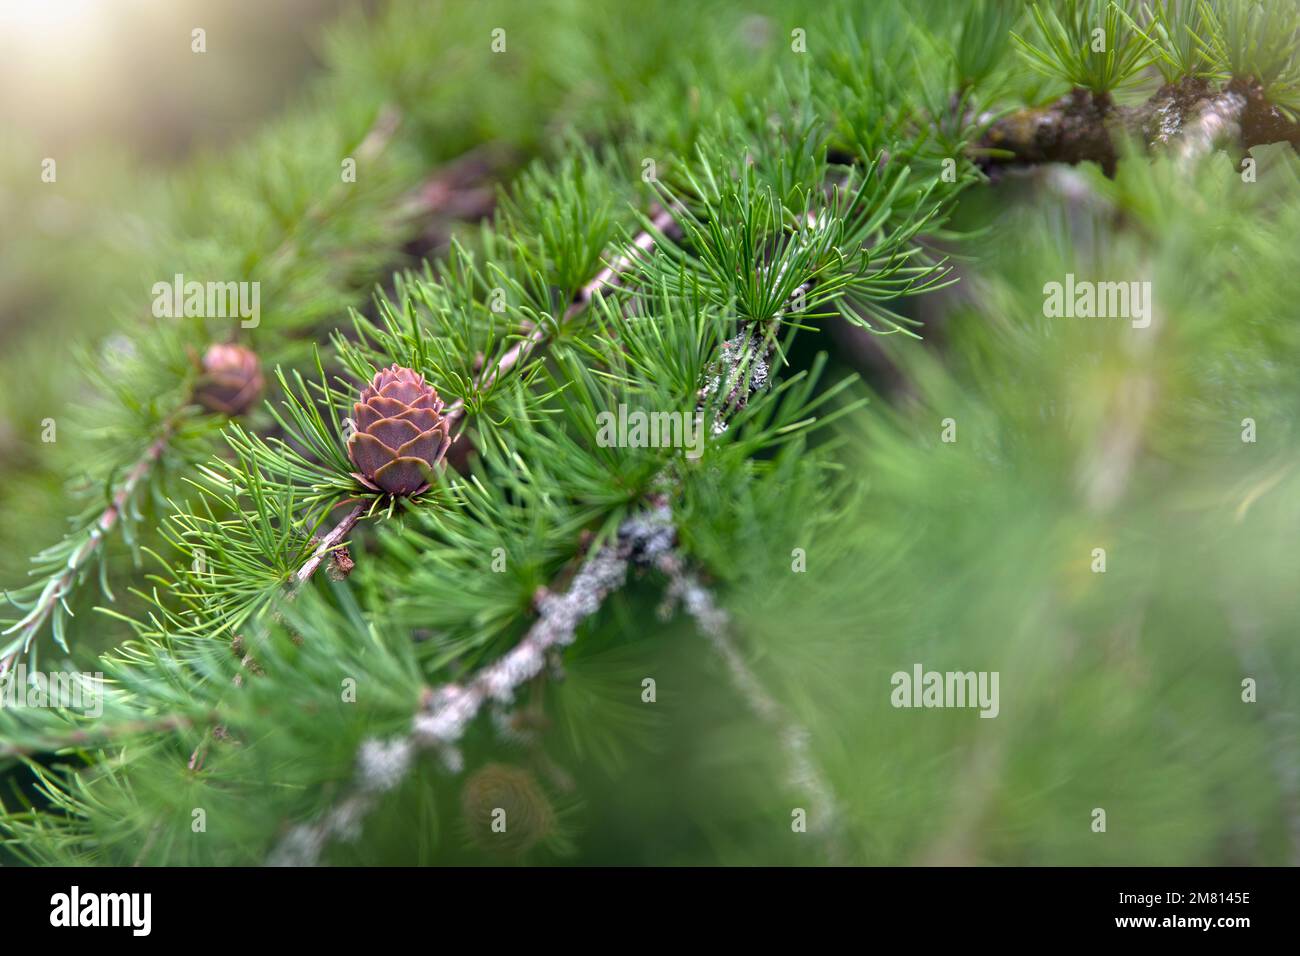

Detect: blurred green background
2,0,1297,866
0,0,352,585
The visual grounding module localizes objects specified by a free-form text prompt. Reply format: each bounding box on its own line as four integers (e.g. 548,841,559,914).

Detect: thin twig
2,108,414,668
655,550,844,857
409,505,674,764
1,424,173,678
0,710,211,759
442,205,678,427
294,504,366,586
268,506,674,866
1225,605,1300,865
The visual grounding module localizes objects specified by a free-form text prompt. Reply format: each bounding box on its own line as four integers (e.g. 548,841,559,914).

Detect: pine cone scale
353,397,407,426
396,430,446,463
367,417,423,448
372,458,432,494
394,407,442,429
348,432,398,476
377,381,426,404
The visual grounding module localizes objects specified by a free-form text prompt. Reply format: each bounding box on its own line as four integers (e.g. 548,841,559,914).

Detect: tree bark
976,78,1300,176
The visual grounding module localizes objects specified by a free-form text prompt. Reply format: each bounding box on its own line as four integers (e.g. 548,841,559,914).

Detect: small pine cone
193,344,263,416
347,365,451,497
460,763,555,857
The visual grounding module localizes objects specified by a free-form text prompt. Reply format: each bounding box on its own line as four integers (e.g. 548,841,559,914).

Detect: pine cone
460,763,556,856
347,365,451,497
193,344,263,416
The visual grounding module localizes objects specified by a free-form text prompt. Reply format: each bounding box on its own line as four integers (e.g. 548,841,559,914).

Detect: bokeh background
2,0,1298,866
0,0,353,573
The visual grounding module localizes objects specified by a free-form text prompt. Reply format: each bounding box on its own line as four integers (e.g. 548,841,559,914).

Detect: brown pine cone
193,344,263,416
347,365,451,497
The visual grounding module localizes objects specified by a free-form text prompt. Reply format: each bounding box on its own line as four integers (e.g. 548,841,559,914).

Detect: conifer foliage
2,0,1299,866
